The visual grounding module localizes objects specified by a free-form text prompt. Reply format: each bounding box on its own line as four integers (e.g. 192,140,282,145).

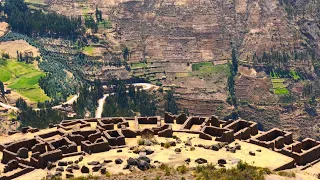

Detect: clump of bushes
176,165,188,174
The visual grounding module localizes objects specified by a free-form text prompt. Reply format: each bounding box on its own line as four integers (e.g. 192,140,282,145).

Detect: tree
164,90,179,114
0,80,4,96
123,47,130,61
231,48,238,74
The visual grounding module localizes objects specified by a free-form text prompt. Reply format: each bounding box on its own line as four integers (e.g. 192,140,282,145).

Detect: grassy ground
83,46,94,56
0,58,50,102
131,62,148,69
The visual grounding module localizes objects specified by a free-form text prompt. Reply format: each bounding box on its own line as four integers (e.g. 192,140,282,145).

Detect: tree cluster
73,79,104,118
16,98,67,129
102,81,157,117
4,0,83,37
227,49,238,107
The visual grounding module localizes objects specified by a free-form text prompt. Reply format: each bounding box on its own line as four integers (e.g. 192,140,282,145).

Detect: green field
271,78,288,95
0,59,50,102
131,62,148,69
191,62,229,77
98,20,113,29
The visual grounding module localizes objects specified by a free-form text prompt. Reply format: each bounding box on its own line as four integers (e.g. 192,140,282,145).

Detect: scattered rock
117,149,123,153
123,164,130,169
137,159,150,171
185,158,191,163
170,141,176,146
104,160,113,164
127,157,138,166
101,167,107,174
230,148,236,153
68,161,73,165
195,158,207,164
256,149,262,152
249,151,256,156
129,165,136,172
190,146,195,151
58,161,68,166
175,148,181,153
115,158,123,164
47,162,56,170
138,156,151,163
204,145,211,149
185,140,192,146
92,165,102,172
154,160,160,163
235,144,241,150
88,161,100,166
211,144,220,151
75,160,79,164
79,156,84,162
66,173,74,178
54,171,62,177
56,167,64,172
81,166,90,173
66,167,73,173
198,144,204,148
145,148,154,155
218,159,227,165
73,164,80,170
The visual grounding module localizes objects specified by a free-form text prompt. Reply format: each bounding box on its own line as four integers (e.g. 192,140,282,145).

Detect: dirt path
95,94,109,118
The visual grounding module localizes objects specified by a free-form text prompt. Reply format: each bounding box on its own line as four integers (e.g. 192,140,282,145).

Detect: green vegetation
194,161,271,180
0,58,50,102
83,46,94,56
289,69,300,81
227,49,238,106
131,62,148,69
270,70,289,95
192,62,213,71
277,171,296,178
191,62,229,78
98,20,112,29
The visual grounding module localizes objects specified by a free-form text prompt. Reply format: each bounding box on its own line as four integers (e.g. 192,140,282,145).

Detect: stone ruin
0,112,319,179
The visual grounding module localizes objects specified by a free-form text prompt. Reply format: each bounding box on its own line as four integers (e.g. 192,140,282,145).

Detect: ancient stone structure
0,113,320,179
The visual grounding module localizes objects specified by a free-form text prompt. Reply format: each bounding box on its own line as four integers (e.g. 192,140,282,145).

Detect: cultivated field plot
0,59,50,102
24,0,47,5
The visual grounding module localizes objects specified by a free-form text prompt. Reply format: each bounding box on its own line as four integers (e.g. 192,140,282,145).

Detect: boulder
185,158,191,163
249,151,256,156
46,172,54,180
211,145,220,151
204,145,211,149
175,148,181,153
115,158,123,164
218,159,227,164
195,158,207,164
92,165,102,172
137,159,150,171
230,148,236,153
190,147,195,151
127,157,138,166
235,144,241,150
123,164,130,169
58,161,68,166
117,149,123,153
256,149,262,152
17,147,29,159
56,167,64,172
68,161,73,165
81,166,90,173
75,160,79,164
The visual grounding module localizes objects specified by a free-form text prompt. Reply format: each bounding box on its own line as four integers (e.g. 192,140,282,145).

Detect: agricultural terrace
0,58,50,102
191,62,229,79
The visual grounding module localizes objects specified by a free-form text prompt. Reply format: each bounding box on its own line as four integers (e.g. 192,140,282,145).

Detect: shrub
277,171,296,178
176,165,188,174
